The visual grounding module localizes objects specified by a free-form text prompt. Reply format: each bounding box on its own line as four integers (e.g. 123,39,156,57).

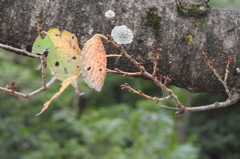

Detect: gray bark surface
0,0,240,96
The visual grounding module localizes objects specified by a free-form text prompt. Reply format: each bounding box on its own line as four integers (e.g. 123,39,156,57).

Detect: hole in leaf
52,72,59,76
64,68,68,74
55,34,59,36
77,66,79,68
72,36,74,39
38,45,40,47
87,67,91,71
99,68,102,71
44,51,49,57
72,56,76,60
55,61,59,67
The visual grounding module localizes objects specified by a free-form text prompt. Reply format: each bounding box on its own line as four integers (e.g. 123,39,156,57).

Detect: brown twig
152,48,162,76
106,54,123,58
107,35,147,74
121,83,171,102
40,54,47,90
5,81,17,94
0,45,56,98
224,56,232,82
163,76,171,86
106,34,239,116
0,43,40,59
107,34,186,116
184,92,240,112
106,68,143,76
202,51,232,97
0,77,57,98
36,19,43,39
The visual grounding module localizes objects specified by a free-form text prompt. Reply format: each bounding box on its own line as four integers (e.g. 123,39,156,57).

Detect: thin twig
107,34,186,115
185,92,240,112
224,56,232,82
106,34,239,116
27,77,57,98
40,54,47,89
71,83,85,96
5,81,17,94
121,83,171,102
107,35,147,73
106,54,122,58
36,19,43,39
0,45,56,98
107,68,143,76
0,77,57,98
0,43,40,59
202,51,231,97
160,105,178,110
152,48,162,76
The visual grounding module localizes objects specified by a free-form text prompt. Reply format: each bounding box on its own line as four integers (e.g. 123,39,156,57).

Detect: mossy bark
0,0,240,96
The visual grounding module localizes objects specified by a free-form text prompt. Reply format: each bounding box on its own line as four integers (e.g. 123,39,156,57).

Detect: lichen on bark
176,0,210,16
141,6,161,39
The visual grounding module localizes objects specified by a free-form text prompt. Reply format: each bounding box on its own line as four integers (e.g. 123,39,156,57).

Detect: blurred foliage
21,101,198,159
209,0,240,11
188,95,240,159
0,48,198,159
0,0,240,158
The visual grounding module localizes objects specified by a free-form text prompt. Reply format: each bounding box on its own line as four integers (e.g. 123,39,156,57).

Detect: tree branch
0,44,57,98
202,51,232,97
0,43,40,59
121,83,171,102
184,92,240,112
106,35,240,116
107,35,186,115
0,0,240,95
0,77,57,98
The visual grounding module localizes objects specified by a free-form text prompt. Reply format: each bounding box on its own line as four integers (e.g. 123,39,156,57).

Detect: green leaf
32,29,83,115
32,28,81,81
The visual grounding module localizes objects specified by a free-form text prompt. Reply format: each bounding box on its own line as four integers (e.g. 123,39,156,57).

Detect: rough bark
0,0,240,96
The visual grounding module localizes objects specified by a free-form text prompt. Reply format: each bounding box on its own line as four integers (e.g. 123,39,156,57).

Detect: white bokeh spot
111,25,134,45
236,68,240,73
105,10,115,18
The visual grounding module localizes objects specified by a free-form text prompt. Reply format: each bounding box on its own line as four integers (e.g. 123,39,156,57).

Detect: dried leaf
36,73,80,116
80,35,107,92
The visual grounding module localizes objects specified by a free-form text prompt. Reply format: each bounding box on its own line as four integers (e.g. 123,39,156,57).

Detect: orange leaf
35,74,79,116
80,35,107,92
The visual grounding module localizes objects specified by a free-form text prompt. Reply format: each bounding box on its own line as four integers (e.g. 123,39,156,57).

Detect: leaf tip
35,111,43,116
35,103,49,116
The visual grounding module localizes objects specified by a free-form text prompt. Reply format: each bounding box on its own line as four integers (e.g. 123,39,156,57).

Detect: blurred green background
0,1,240,159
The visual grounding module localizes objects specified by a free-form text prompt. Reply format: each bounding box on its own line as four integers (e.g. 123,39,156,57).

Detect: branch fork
0,43,57,98
107,34,240,117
